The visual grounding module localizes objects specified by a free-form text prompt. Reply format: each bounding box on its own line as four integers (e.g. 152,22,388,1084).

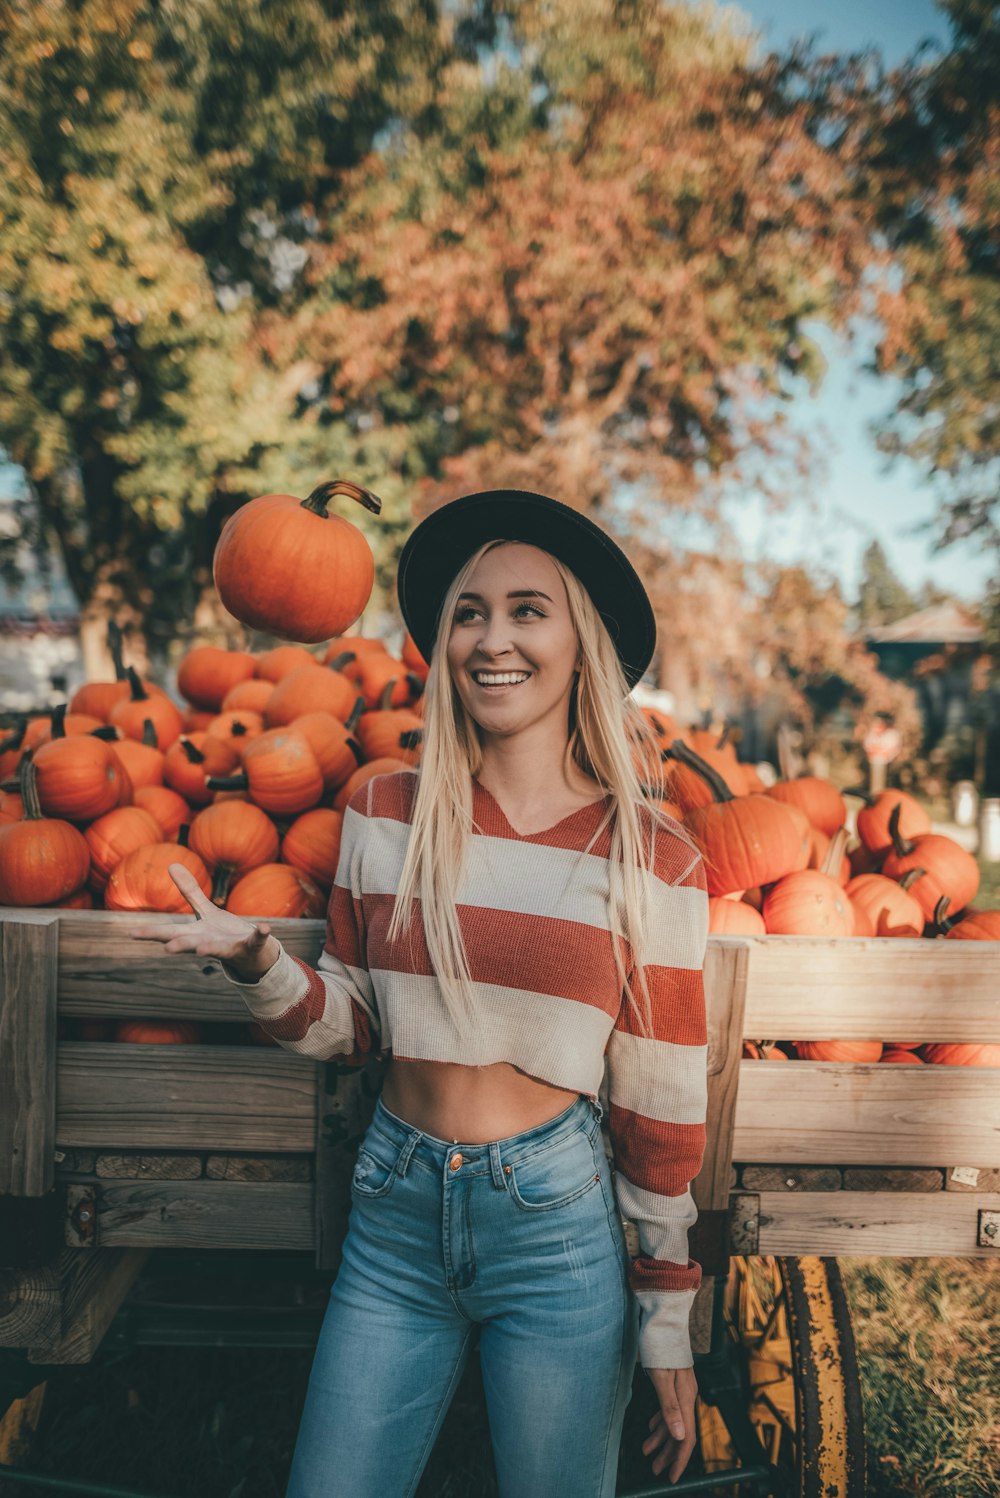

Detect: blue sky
717,0,992,606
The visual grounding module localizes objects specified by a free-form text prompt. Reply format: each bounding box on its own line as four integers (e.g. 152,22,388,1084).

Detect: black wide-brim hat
396,490,656,690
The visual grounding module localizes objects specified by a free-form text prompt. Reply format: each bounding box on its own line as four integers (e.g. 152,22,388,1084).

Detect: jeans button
449,1152,463,1171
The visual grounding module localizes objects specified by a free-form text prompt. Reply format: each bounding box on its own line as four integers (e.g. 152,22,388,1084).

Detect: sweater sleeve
604,831,709,1371
219,783,381,1064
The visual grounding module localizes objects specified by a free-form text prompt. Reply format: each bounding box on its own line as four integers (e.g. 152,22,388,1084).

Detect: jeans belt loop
489,1140,507,1190
396,1129,420,1178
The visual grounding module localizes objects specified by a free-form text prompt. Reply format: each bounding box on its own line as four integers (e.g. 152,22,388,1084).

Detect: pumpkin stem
346,696,365,732
932,895,955,934
899,867,926,892
887,801,914,858
229,720,248,737
141,718,159,749
180,738,206,765
177,822,190,848
329,651,356,672
345,737,364,765
89,726,120,741
716,722,731,751
820,827,848,879
49,703,68,739
377,680,396,711
206,773,249,791
399,728,423,750
212,865,233,904
300,480,382,519
0,717,28,755
17,750,42,821
663,739,735,803
125,665,149,703
405,671,425,699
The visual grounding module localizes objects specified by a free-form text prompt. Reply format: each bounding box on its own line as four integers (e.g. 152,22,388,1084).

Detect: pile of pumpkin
632,714,1000,1068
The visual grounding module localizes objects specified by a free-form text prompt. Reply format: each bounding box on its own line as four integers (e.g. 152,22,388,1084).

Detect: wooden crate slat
749,1190,1000,1257
695,940,749,1214
69,1181,313,1251
0,916,59,1195
26,1249,150,1364
56,1043,316,1150
50,911,325,1019
735,934,1000,1042
734,1060,1000,1166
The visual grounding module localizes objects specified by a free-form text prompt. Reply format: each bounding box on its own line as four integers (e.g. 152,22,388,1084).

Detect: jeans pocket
506,1128,602,1212
351,1134,406,1199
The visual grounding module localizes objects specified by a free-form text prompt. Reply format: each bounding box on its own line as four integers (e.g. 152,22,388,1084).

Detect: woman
137,489,709,1498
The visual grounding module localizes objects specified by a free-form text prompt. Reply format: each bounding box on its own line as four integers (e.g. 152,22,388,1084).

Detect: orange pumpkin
880,1048,924,1063
766,777,846,837
281,808,344,890
85,806,163,892
794,1041,883,1062
109,668,184,749
679,742,812,897
177,646,257,711
163,734,242,806
919,1044,1000,1067
934,897,1000,942
254,645,320,683
188,801,281,903
354,689,423,765
845,874,924,939
115,1020,204,1045
265,662,360,727
400,630,428,678
204,710,265,755
33,731,132,822
880,804,980,921
708,897,766,935
105,844,212,912
353,653,425,711
762,870,854,936
214,480,380,643
856,790,931,856
111,719,165,790
323,636,389,680
225,863,325,919
221,679,275,715
133,785,192,842
0,754,91,906
332,757,411,812
207,728,324,815
288,710,363,792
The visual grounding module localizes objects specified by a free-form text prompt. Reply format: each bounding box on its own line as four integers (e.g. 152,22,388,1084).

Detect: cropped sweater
222,768,709,1370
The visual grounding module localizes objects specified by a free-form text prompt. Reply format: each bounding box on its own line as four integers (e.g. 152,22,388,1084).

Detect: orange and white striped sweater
223,768,709,1369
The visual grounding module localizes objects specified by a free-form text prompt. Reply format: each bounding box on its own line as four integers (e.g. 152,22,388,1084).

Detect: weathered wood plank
750,1190,1000,1257
735,934,1000,1042
67,1180,313,1251
842,1167,943,1192
946,1166,1000,1192
26,1249,150,1364
695,940,749,1215
205,1155,312,1182
0,917,59,1195
95,1154,203,1180
740,1166,843,1193
45,911,325,1018
734,1060,1000,1166
56,1043,316,1151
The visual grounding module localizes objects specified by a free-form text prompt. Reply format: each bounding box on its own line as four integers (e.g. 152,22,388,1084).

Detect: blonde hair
385,539,703,1047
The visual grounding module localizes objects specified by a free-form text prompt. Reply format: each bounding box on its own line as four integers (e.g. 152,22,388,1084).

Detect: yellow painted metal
0,1382,46,1466
788,1257,852,1495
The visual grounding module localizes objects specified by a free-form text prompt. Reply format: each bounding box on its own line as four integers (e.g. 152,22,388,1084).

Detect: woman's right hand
131,863,281,981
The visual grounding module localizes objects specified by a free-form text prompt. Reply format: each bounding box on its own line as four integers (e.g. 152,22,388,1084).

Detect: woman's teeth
472,672,530,690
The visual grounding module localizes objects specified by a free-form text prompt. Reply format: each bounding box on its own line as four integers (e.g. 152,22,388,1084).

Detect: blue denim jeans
285,1091,640,1498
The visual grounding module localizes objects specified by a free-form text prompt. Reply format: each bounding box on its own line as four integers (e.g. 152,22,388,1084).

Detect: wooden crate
1,912,999,1363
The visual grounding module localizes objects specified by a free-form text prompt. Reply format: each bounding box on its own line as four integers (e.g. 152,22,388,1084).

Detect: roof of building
864,602,983,645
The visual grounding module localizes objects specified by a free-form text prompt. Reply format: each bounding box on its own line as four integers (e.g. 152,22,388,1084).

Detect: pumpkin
933,897,1000,942
55,888,96,909
225,863,325,919
204,710,265,755
114,1020,204,1045
109,668,184,750
289,710,364,791
265,658,360,727
254,645,320,683
794,1041,883,1063
111,719,164,790
206,728,324,814
281,807,344,890
133,785,192,842
67,621,133,721
85,806,163,892
880,804,980,921
0,754,91,906
354,685,423,764
676,742,810,896
188,801,281,903
332,757,411,812
214,480,380,643
33,729,132,822
177,646,257,711
766,777,846,837
0,789,24,825
762,870,854,936
742,1041,789,1060
0,719,29,780
708,897,766,935
180,708,216,733
845,874,924,939
323,635,389,680
856,790,931,856
662,739,746,811
105,843,212,913
163,734,241,806
400,630,429,678
880,1048,925,1063
919,1044,1000,1067
221,679,275,715
31,707,106,744
353,653,425,711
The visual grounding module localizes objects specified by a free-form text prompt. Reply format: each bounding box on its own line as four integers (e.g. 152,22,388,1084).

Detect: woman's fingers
167,862,219,919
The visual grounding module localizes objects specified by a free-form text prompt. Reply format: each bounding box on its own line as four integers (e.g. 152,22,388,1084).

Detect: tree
856,539,918,627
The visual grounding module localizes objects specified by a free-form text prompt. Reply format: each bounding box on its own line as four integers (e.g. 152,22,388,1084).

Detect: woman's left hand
643,1365,698,1482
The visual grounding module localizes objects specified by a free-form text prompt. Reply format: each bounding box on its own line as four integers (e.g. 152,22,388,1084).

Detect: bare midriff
380,1058,583,1145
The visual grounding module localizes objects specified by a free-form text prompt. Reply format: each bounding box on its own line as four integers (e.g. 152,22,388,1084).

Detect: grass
7,1258,999,1498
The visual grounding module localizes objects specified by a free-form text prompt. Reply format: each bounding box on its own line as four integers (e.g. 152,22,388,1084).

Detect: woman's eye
454,603,545,623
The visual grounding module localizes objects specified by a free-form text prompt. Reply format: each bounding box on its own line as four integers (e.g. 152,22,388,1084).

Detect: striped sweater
223,768,709,1370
